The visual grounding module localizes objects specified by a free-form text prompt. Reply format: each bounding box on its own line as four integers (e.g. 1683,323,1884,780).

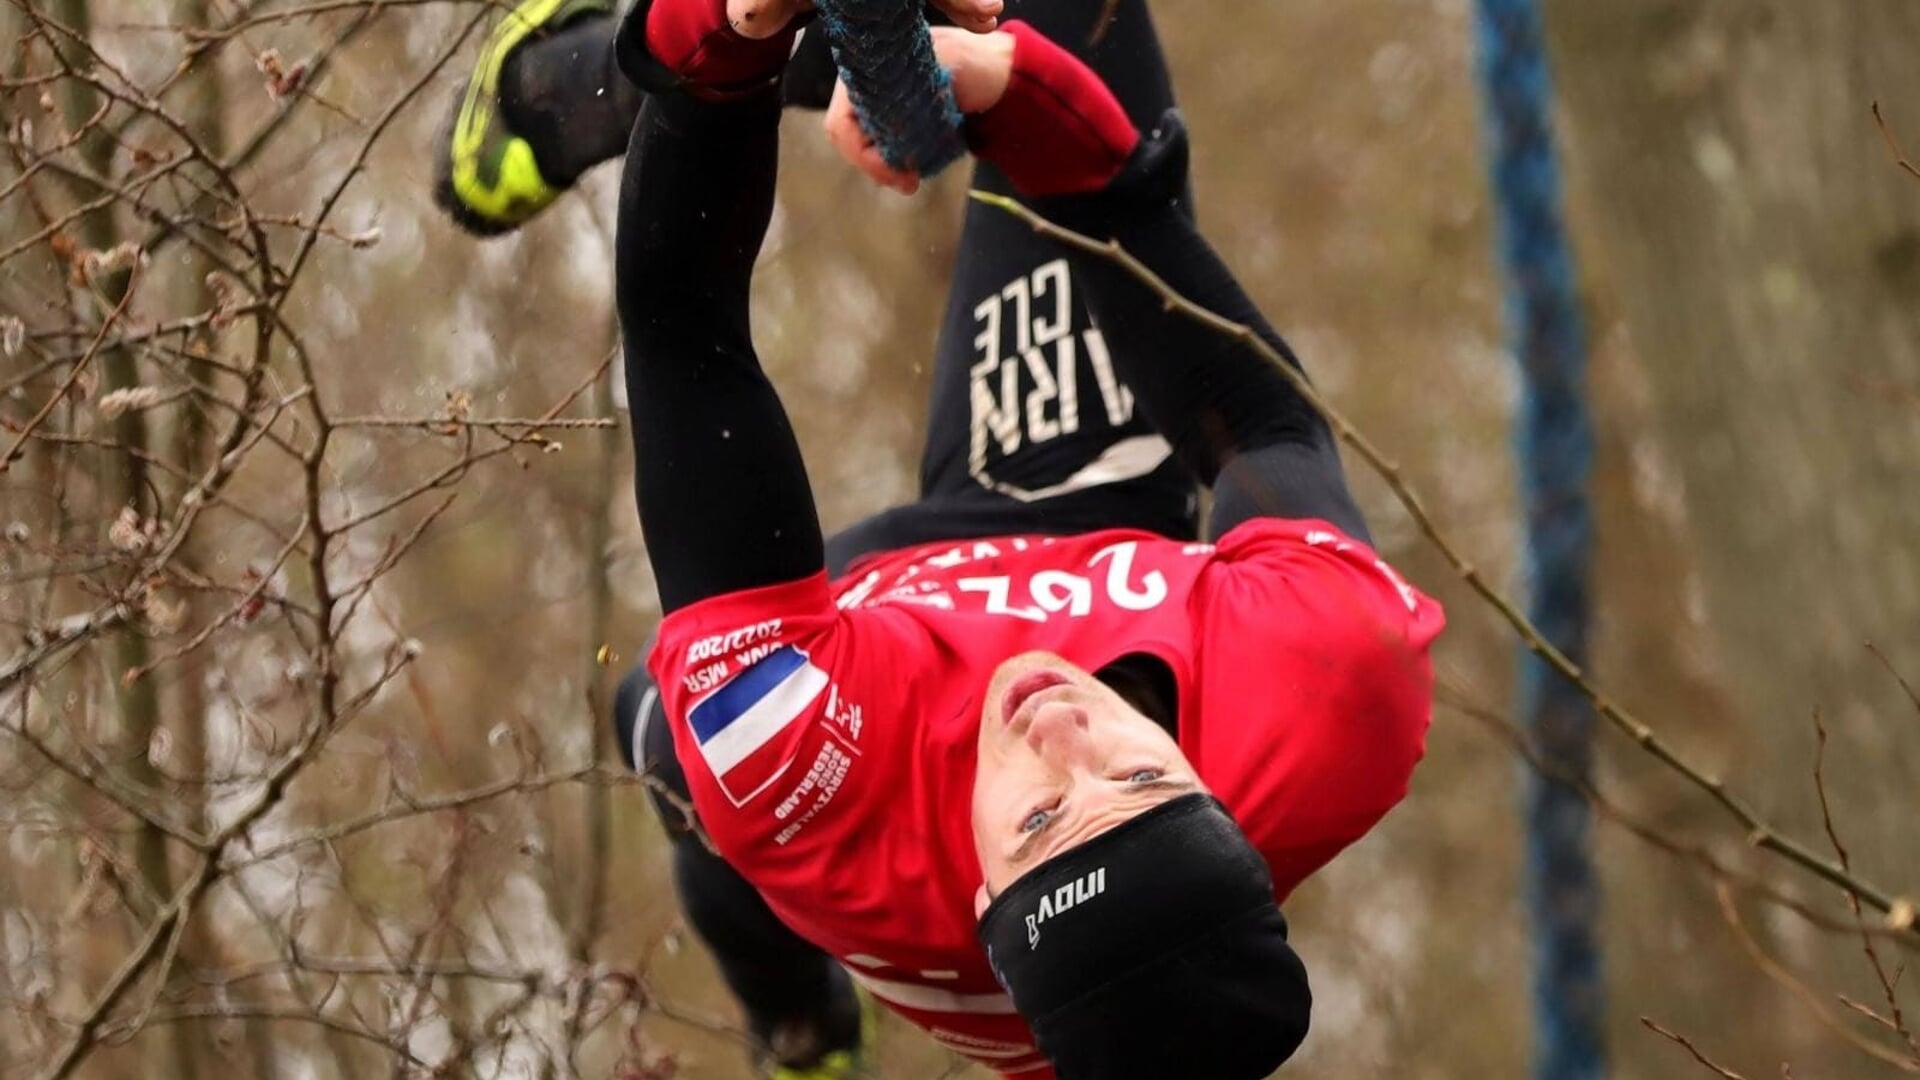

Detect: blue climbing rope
1469,2,1605,1079
811,0,966,175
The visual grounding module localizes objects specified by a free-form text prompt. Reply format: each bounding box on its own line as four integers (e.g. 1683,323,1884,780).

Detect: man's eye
1126,769,1164,784
1021,808,1051,833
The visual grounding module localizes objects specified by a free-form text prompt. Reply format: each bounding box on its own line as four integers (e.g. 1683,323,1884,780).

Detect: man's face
971,651,1204,909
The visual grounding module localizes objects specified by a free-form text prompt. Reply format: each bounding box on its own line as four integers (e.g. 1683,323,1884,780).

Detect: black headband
977,794,1312,1078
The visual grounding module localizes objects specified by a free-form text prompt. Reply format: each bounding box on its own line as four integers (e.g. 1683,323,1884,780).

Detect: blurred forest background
3,1,1919,1078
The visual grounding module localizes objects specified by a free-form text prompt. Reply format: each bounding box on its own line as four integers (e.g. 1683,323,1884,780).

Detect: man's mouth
1001,670,1070,725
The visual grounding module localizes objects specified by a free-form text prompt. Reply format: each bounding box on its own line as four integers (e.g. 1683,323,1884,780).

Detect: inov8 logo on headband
1025,867,1107,949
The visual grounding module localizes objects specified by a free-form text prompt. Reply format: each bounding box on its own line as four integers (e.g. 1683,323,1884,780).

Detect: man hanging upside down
600,1,1443,1076
441,1,1194,1075
434,1,1442,1076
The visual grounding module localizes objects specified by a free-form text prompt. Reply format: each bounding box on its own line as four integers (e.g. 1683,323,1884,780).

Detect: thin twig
1868,642,1920,721
112,1003,425,1065
330,415,618,431
1715,882,1920,1073
1087,0,1122,48
1442,690,1914,943
223,766,639,870
163,0,491,38
1873,102,1920,182
0,265,142,474
1642,1017,1751,1080
1812,710,1920,1056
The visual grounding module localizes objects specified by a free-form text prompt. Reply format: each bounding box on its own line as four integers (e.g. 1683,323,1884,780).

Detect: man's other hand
823,25,1015,195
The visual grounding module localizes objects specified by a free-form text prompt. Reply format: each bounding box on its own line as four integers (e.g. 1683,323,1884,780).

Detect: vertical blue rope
1470,3,1605,1079
811,0,966,175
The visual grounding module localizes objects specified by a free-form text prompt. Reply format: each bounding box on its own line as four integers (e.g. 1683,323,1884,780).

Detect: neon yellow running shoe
768,1047,862,1080
763,984,876,1080
433,0,611,235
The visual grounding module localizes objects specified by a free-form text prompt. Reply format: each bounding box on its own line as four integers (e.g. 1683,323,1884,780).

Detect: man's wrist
1025,111,1190,232
940,27,1016,114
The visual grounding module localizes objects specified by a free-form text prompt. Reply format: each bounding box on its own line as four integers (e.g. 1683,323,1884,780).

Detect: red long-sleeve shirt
650,517,1443,1075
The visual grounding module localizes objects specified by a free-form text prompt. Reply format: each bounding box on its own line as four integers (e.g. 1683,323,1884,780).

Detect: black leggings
606,5,1363,1059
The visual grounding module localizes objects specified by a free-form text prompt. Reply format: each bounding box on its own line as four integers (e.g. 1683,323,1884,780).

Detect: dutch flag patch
688,646,829,806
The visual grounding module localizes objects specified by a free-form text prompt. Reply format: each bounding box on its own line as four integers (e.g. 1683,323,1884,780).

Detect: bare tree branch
971,188,1920,930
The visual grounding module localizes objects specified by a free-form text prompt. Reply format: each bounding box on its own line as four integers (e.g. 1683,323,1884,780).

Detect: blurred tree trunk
162,2,281,1074
1545,0,1920,859
164,0,221,810
575,338,619,959
48,1,185,1076
51,0,158,780
555,325,622,1077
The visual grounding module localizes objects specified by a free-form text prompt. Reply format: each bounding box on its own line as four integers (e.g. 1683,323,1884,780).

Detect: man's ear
974,883,993,919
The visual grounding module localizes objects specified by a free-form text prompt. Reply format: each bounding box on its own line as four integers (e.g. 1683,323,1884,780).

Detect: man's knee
611,660,656,772
612,651,702,837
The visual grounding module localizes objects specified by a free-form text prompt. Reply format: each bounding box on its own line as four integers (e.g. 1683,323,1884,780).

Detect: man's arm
617,89,826,613
822,23,1366,541
1030,118,1370,543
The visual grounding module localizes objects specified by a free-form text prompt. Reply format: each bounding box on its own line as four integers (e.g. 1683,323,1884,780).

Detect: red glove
964,21,1140,196
645,0,797,100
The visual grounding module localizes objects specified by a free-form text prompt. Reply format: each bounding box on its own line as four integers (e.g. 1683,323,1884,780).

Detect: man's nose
1024,704,1091,760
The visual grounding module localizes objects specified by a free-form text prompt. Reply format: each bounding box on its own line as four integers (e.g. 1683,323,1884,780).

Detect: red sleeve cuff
964,20,1140,196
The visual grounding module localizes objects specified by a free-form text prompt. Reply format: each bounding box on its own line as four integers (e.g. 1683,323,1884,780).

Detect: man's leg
614,670,862,1071
603,14,1221,1073
440,0,1202,536
434,3,838,235
1029,114,1371,542
611,5,868,1063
